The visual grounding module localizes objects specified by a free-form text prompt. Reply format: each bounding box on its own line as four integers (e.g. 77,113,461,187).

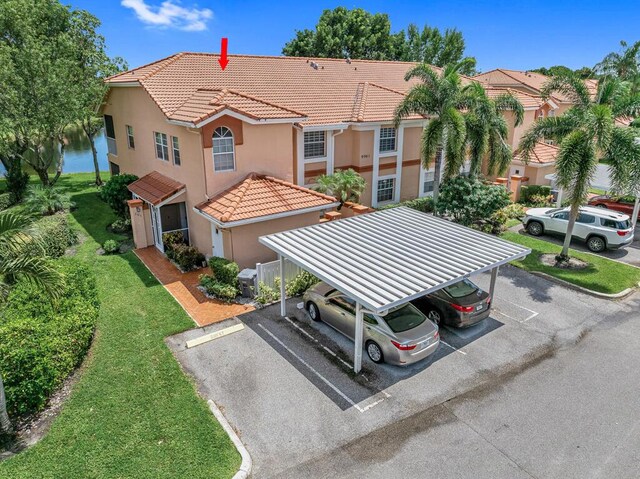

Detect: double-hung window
104,115,117,155
154,132,169,161
379,127,397,152
126,125,135,149
377,177,395,203
213,127,235,172
423,170,435,195
171,136,181,166
303,131,326,159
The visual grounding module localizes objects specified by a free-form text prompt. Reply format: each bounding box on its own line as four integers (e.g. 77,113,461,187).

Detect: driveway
511,223,640,267
166,266,626,478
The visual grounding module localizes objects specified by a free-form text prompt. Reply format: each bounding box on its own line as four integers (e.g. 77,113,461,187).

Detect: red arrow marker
218,37,229,71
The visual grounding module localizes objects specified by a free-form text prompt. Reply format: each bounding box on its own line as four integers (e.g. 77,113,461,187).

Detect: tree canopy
531,65,594,79
282,7,477,75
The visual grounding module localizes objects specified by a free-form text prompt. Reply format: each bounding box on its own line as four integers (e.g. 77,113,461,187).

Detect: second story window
126,125,135,149
213,127,235,172
379,127,397,152
304,131,326,159
172,136,181,166
104,115,117,156
154,132,169,161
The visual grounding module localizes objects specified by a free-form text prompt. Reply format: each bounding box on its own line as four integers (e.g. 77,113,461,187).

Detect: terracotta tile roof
107,52,444,126
484,87,545,109
128,171,186,205
169,88,307,124
195,173,338,225
475,69,598,104
515,141,559,164
351,82,425,122
615,115,634,127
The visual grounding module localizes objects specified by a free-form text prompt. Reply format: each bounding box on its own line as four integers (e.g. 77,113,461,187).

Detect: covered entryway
259,207,531,373
128,171,188,253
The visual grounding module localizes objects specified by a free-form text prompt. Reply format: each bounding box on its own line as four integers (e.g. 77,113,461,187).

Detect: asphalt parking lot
166,266,626,478
512,222,640,267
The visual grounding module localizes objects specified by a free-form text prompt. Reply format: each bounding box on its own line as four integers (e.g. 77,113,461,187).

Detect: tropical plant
595,40,640,88
313,169,366,209
519,74,640,261
393,61,470,200
4,159,29,203
100,173,138,218
24,186,74,215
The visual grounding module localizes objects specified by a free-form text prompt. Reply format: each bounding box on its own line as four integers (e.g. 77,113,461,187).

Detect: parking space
167,266,618,478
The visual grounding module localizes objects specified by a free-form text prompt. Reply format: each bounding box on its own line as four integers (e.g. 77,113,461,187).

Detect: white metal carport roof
259,206,531,372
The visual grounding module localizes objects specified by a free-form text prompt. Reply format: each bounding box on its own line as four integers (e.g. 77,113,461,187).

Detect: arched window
213,127,235,172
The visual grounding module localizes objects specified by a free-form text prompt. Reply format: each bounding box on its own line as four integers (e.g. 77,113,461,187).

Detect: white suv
523,206,634,252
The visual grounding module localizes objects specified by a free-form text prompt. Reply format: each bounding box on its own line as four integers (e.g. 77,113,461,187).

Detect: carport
259,207,531,373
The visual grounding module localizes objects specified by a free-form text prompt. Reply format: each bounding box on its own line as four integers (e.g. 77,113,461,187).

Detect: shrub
25,186,74,216
102,239,120,254
100,174,138,218
171,243,205,271
435,176,511,226
0,260,99,417
208,256,240,286
380,196,434,213
255,281,280,305
31,214,78,258
0,192,13,211
199,274,239,302
500,203,527,220
110,218,132,234
285,271,320,297
5,160,29,203
528,193,554,207
520,185,552,204
163,230,186,254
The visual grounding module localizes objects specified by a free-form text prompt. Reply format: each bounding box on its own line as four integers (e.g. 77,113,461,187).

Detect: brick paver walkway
135,246,254,327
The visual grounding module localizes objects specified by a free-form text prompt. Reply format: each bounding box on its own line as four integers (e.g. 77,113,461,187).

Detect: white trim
194,109,306,128
107,82,141,87
296,129,305,185
193,201,341,228
303,123,349,131
352,119,427,131
211,223,225,258
134,188,186,208
395,125,404,201
375,174,398,206
371,126,381,207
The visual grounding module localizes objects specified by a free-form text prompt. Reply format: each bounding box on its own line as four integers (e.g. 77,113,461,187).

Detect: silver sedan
303,282,440,366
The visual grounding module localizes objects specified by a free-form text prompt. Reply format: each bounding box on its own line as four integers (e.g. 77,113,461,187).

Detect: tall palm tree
459,82,524,178
394,60,471,200
595,40,640,91
519,74,639,261
0,211,62,436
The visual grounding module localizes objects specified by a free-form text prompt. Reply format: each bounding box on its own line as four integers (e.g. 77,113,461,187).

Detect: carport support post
354,302,363,374
632,195,640,231
279,254,286,317
489,266,499,303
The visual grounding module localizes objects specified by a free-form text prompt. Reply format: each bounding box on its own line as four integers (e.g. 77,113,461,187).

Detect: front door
150,206,164,252
211,225,224,258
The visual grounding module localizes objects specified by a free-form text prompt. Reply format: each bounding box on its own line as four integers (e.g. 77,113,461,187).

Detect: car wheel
526,221,544,236
306,301,321,322
366,341,384,363
426,308,443,326
587,236,606,253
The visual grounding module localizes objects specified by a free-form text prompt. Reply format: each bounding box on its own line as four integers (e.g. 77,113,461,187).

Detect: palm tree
459,82,524,177
394,60,471,200
519,74,639,262
0,211,62,436
595,40,640,91
313,169,366,210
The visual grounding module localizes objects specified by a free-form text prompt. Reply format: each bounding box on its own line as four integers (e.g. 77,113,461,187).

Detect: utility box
238,268,257,298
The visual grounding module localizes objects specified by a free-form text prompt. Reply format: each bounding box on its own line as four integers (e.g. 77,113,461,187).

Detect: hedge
520,185,552,204
199,274,239,302
33,213,78,258
379,196,434,213
208,257,240,286
0,260,99,417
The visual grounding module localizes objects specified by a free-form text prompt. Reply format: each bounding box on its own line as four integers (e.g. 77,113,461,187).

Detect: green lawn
0,173,239,478
502,231,640,294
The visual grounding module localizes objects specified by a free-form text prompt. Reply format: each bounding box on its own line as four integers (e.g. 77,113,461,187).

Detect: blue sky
70,0,640,72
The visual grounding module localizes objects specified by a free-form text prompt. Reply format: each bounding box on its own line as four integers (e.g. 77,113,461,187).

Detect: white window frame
171,136,181,166
379,127,397,153
126,125,135,149
376,175,397,205
154,132,169,161
303,131,326,159
213,126,236,172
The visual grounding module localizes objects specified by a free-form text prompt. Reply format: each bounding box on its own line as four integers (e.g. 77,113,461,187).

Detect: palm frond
540,74,591,109
493,93,525,126
420,118,443,170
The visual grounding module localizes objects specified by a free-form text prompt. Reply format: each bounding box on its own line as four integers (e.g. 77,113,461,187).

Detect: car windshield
546,208,564,215
377,303,427,333
443,279,478,298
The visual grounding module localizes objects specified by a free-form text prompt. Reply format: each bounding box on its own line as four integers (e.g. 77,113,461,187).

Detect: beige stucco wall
225,211,324,269
334,129,354,170
400,163,421,201
525,164,555,186
402,127,422,162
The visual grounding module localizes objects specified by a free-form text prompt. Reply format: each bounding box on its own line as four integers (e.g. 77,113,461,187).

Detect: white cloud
121,0,213,31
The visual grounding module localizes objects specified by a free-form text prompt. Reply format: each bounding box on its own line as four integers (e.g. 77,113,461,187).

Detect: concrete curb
207,400,252,479
530,271,639,299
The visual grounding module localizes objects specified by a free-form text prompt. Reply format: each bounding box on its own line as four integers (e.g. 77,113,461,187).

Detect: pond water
1,127,109,175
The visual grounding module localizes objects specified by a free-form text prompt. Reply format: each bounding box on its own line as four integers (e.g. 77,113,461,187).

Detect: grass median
502,230,640,294
0,173,239,478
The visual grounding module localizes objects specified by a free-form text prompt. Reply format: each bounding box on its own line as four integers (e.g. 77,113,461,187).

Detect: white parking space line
494,299,539,323
284,316,352,369
440,340,467,355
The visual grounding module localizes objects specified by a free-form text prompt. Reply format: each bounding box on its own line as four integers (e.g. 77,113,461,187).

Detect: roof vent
346,57,351,64
310,61,318,70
